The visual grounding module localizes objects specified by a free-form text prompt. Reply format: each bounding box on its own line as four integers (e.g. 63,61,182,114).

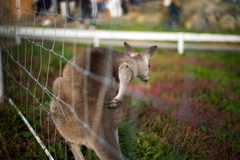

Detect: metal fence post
0,45,4,103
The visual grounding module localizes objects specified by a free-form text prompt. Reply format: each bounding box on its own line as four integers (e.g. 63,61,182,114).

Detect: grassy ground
124,49,240,159
96,18,221,34
0,40,240,159
95,16,240,35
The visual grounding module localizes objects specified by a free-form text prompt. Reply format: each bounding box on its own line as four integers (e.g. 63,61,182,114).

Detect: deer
50,42,157,160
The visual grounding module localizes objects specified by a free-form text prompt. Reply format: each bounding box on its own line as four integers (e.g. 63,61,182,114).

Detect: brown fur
50,44,157,160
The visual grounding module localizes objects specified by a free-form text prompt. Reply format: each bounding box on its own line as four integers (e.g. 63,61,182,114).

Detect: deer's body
50,43,157,160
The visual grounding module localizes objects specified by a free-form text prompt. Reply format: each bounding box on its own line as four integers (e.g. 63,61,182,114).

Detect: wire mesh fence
0,0,126,159
0,0,240,160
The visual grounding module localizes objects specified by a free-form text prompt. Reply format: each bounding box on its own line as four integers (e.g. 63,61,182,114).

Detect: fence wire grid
1,0,240,160
0,0,126,159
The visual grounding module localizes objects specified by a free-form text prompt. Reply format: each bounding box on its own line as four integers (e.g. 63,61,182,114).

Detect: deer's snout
138,74,150,83
142,76,150,82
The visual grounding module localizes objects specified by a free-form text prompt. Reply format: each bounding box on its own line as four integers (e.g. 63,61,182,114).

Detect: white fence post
0,45,4,103
60,1,67,16
178,32,184,54
94,33,100,47
15,26,21,45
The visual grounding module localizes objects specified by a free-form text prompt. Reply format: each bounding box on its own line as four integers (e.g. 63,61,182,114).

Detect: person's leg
44,0,52,11
80,8,87,24
41,0,52,25
79,8,86,28
176,12,179,25
172,12,179,28
36,0,44,21
166,12,173,29
101,1,106,17
88,8,96,25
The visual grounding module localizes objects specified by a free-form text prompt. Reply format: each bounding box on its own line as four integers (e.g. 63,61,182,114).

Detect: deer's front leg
105,63,132,109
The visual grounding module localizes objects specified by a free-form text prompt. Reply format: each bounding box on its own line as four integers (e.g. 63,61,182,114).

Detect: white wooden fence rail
1,26,240,54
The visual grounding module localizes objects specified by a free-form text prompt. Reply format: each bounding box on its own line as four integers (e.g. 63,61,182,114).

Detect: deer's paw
104,98,121,109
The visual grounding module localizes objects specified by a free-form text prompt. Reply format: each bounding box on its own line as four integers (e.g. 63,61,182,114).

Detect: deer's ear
124,42,139,57
141,45,157,59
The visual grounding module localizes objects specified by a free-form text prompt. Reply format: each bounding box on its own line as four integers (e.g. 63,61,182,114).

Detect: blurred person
79,0,96,28
97,0,106,18
130,0,139,9
36,0,52,25
165,0,180,29
163,0,171,7
121,0,128,14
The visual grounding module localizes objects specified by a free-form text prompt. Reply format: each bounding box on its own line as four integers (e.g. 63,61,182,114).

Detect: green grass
125,49,240,158
95,18,240,35
1,41,240,159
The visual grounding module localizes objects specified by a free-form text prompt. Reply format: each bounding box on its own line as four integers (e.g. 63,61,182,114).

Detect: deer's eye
148,64,150,68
